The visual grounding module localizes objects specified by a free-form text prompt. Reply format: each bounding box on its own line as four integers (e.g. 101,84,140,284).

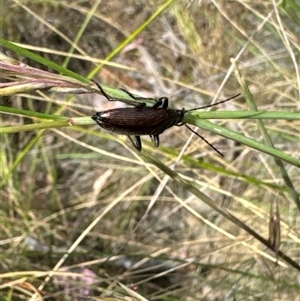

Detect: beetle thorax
172,109,185,125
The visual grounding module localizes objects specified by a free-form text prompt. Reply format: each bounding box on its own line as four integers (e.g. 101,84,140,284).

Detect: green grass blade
0,38,88,83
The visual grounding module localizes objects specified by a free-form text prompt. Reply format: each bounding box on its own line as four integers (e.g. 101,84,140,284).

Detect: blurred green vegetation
1,0,299,300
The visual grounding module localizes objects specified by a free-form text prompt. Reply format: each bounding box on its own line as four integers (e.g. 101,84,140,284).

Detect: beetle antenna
186,93,240,112
185,124,224,156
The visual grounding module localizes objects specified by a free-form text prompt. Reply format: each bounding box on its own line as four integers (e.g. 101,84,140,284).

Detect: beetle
91,81,240,155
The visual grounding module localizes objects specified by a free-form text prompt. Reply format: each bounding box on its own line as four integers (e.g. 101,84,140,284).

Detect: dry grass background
1,0,299,300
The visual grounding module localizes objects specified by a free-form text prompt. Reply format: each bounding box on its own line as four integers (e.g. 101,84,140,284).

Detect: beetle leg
120,88,141,100
152,98,163,108
161,97,169,109
135,102,147,108
92,80,117,101
127,135,142,151
120,88,168,110
119,87,163,107
120,88,154,103
93,81,142,106
150,135,160,147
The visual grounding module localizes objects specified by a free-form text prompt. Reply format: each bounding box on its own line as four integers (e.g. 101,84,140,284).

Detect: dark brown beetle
92,81,240,155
